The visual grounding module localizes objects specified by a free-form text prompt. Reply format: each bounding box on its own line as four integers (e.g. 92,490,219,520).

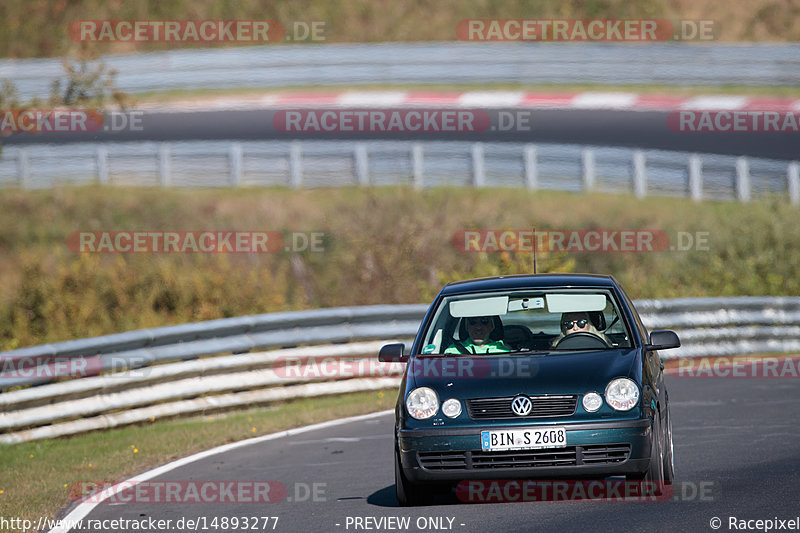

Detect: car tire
645,410,666,495
663,407,675,484
395,448,431,506
628,410,666,496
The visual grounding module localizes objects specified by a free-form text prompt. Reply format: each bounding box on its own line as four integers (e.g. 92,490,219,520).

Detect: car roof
439,273,619,295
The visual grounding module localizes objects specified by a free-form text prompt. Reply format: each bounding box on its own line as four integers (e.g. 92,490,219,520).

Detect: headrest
588,311,606,331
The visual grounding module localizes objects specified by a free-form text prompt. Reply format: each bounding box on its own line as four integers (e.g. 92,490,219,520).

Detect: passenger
444,315,510,354
552,311,611,347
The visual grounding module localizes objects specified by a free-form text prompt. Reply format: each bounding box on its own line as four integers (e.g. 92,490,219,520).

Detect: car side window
619,290,648,345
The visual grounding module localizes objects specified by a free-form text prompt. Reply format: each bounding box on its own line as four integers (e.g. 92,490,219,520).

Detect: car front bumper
398,418,652,483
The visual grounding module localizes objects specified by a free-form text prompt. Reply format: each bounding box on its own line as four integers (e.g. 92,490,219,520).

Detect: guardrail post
736,156,751,202
582,148,596,192
158,144,171,187
471,143,485,187
688,154,703,202
632,150,646,199
96,147,109,185
789,162,800,207
523,144,538,190
229,143,243,187
354,143,369,186
289,142,303,189
17,148,30,188
412,143,424,189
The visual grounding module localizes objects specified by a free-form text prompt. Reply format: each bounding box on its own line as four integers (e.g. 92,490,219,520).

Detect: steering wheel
554,331,611,350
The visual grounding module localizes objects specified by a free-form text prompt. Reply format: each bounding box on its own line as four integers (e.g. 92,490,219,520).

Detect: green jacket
443,339,510,355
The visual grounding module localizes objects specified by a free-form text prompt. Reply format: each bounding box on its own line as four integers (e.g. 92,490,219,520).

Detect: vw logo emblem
511,395,532,416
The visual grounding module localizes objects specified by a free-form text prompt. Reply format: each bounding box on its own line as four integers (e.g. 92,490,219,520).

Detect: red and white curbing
140,91,800,113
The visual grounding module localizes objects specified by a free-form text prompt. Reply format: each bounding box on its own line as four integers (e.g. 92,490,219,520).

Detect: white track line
47,409,393,533
337,91,408,107
458,91,525,107
680,96,749,110
571,92,639,109
132,91,790,113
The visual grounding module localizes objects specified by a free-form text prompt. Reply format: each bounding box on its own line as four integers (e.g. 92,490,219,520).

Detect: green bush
1,0,798,59
0,186,798,350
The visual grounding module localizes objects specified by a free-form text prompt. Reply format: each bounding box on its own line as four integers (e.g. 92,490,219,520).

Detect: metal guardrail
2,43,800,99
0,341,405,436
1,297,799,443
0,304,426,390
2,141,799,203
635,297,800,356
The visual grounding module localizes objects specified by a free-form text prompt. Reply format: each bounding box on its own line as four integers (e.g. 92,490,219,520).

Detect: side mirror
378,343,408,363
646,330,680,351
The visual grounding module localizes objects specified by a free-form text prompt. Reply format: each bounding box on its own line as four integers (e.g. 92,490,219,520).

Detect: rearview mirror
646,330,680,351
378,343,407,363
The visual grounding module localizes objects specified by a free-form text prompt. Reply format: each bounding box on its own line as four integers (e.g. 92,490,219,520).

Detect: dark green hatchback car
379,274,680,506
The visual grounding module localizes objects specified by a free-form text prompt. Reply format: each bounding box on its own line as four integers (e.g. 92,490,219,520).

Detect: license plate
481,427,567,451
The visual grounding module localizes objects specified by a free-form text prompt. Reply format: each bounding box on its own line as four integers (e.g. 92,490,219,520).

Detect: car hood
406,348,640,398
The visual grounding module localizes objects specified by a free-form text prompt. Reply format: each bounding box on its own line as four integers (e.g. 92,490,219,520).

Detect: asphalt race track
4,109,798,160
61,376,800,533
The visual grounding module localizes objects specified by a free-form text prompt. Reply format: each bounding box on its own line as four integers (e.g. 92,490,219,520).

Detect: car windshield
419,289,632,355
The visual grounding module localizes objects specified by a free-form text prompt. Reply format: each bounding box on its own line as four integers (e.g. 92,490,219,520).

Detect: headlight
582,392,603,412
406,387,439,419
605,378,640,411
441,398,462,418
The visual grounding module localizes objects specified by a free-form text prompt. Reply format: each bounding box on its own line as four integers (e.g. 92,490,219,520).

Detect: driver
444,315,510,354
552,311,611,347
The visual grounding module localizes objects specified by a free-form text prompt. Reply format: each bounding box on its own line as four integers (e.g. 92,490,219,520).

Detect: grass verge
0,388,396,530
3,0,800,58
2,186,799,350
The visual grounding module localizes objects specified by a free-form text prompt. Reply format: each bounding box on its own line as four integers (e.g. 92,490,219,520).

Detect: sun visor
449,296,509,317
545,293,607,312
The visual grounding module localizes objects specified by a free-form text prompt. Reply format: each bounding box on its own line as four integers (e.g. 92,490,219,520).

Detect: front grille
418,444,630,471
417,451,468,470
472,447,578,469
581,444,631,464
467,395,578,419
